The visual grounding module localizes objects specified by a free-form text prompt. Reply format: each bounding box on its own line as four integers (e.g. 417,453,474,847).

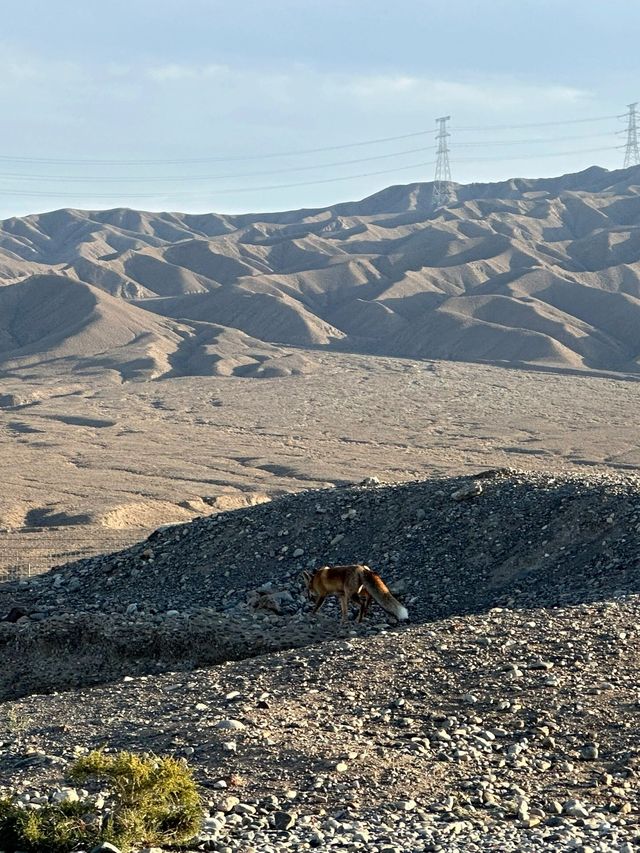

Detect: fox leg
350,592,362,619
363,593,372,619
339,593,349,622
357,593,372,623
313,595,327,613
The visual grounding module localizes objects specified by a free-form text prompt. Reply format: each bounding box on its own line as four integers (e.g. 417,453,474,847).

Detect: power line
0,114,622,167
0,108,628,204
450,131,616,148
0,145,437,184
0,159,438,199
0,142,621,202
0,134,618,185
453,144,620,163
0,131,437,167
453,114,620,132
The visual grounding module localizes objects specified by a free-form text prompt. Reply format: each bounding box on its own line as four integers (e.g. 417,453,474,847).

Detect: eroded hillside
2,166,640,377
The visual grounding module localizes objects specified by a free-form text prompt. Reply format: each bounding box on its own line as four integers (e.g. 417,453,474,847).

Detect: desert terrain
1,169,640,852
2,164,640,574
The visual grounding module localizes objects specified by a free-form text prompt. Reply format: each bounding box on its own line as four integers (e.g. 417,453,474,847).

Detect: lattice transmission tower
432,115,452,208
623,102,640,168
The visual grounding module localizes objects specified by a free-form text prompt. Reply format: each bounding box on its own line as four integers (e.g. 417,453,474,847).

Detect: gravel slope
1,468,639,698
0,468,639,851
1,597,638,851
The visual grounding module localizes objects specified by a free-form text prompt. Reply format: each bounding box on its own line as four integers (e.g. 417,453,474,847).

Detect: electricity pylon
432,115,452,208
623,102,640,168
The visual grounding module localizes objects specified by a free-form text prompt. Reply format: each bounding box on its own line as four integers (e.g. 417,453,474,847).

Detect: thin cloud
146,62,230,82
0,44,82,84
326,72,591,110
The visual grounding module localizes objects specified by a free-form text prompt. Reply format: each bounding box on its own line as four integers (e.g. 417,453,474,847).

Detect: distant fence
0,527,152,582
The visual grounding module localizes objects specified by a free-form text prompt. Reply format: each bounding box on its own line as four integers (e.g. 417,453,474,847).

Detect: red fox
302,564,408,623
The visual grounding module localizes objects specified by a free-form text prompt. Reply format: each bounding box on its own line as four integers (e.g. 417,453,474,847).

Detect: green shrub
0,749,202,853
0,798,97,853
70,749,202,848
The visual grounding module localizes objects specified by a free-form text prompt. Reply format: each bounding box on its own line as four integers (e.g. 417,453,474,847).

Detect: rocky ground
0,468,639,851
1,601,639,852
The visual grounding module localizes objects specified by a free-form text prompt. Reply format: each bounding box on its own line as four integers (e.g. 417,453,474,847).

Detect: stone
528,659,554,670
273,810,297,830
0,607,29,623
360,476,380,487
451,482,483,501
214,719,245,730
217,795,240,813
353,829,370,843
52,787,79,803
564,799,590,818
580,743,599,760
225,690,242,701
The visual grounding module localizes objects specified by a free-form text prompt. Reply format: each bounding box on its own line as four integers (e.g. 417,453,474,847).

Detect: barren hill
0,274,317,380
2,165,640,375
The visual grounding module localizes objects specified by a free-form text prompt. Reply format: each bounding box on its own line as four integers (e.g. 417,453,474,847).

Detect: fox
302,564,408,623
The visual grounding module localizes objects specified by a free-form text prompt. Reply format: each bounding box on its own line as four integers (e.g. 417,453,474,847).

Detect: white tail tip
396,605,409,621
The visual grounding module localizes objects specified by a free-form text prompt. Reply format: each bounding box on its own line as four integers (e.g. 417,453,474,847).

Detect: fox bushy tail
361,569,408,620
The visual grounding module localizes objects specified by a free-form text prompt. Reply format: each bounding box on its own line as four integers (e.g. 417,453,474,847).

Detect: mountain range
2,164,640,378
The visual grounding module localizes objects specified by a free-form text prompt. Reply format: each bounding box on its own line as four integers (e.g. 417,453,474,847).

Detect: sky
1,0,639,218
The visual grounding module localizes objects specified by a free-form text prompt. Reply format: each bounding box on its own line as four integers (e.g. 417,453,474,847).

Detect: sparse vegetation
0,798,96,853
1,705,29,738
0,749,202,853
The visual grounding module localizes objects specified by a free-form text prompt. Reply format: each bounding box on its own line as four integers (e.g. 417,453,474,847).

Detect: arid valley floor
1,353,640,574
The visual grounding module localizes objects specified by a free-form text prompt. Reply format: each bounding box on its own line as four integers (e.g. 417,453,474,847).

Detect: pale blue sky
1,0,638,217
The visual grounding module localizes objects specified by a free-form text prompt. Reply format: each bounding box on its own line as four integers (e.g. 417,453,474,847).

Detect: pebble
273,810,297,830
214,719,245,730
564,799,590,818
52,787,79,803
